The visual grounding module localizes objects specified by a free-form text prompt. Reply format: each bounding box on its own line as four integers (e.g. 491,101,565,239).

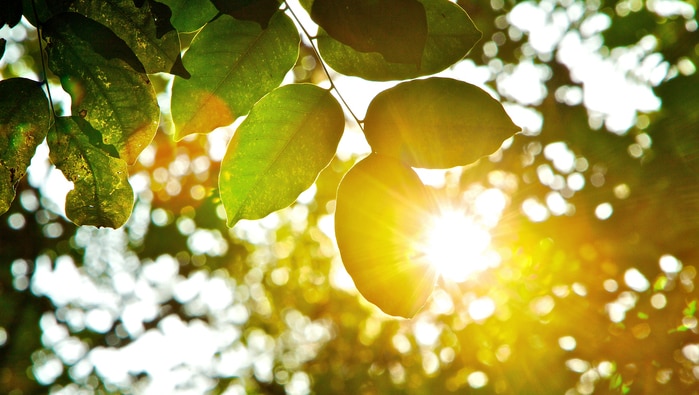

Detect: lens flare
420,209,493,282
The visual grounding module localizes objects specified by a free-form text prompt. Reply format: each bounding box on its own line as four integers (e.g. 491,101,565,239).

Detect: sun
419,209,494,282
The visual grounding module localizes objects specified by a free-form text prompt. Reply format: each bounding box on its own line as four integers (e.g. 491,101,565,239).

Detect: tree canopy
1,0,699,394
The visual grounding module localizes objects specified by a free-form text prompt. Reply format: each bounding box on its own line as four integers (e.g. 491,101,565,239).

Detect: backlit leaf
0,78,50,215
317,0,480,81
158,0,217,33
363,77,519,168
69,0,188,77
335,154,437,318
310,0,427,65
44,12,159,165
171,11,299,140
219,84,344,226
48,116,134,228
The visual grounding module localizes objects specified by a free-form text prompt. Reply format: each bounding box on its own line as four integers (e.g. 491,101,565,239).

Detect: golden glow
420,209,493,282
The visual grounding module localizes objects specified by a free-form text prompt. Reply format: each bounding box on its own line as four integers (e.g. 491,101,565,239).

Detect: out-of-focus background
1,0,698,393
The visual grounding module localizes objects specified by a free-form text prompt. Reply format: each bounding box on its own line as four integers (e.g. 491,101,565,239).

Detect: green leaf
684,300,697,317
0,78,50,215
219,84,343,226
44,12,159,165
211,0,280,28
334,154,437,318
317,0,480,81
48,116,134,228
157,0,218,33
68,0,188,77
310,0,427,65
20,0,68,26
171,11,299,140
363,77,520,168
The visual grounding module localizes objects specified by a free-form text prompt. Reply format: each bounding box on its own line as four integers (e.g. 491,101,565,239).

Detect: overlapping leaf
68,0,188,77
316,0,481,81
219,84,344,227
48,116,134,228
158,0,218,33
334,154,437,318
171,11,299,140
211,0,280,28
309,0,427,65
0,78,50,215
364,77,520,168
44,12,159,165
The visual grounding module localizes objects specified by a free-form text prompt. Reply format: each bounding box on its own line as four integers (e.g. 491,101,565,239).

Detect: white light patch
468,297,496,321
421,210,492,282
624,268,650,292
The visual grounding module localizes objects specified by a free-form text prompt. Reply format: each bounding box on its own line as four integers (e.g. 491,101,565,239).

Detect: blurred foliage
2,0,699,394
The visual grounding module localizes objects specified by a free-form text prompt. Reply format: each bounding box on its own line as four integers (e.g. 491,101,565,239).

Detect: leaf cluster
1,0,520,316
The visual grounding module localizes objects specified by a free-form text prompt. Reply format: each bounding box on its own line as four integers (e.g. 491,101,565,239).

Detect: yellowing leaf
171,12,299,140
69,0,188,77
363,77,520,168
44,12,159,165
48,116,134,228
0,78,50,215
335,154,437,318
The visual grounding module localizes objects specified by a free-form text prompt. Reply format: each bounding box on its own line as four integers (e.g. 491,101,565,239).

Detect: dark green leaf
20,0,70,26
334,154,437,318
157,0,217,33
311,0,427,65
317,0,480,81
171,11,299,140
0,78,50,215
0,0,22,28
657,73,699,176
363,77,519,168
44,12,159,164
219,84,344,226
48,116,134,228
211,0,280,28
69,0,188,77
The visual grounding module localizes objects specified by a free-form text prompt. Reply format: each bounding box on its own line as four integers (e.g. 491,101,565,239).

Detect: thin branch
283,1,365,132
31,0,57,125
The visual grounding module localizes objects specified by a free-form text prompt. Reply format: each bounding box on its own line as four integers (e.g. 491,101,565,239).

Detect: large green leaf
0,78,50,215
48,116,134,228
219,84,344,227
317,0,480,81
44,12,159,165
310,0,427,65
68,0,188,77
334,154,437,318
363,77,520,168
158,0,217,33
171,11,299,140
